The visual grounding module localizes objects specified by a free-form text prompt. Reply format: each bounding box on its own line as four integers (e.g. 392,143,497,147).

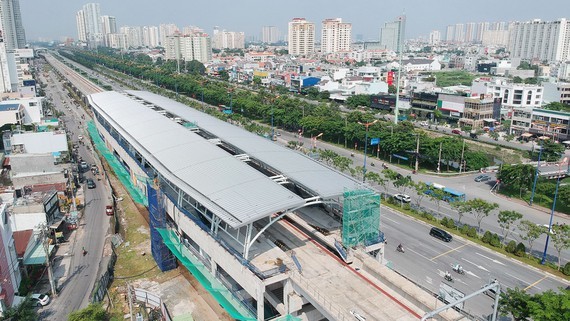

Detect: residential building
459,95,500,129
529,108,570,141
0,0,26,49
429,30,441,45
6,131,68,156
120,26,143,48
454,23,465,43
165,33,212,64
543,82,570,105
75,10,87,42
0,103,22,126
390,58,441,72
445,25,455,42
288,18,315,56
476,22,489,43
320,18,352,54
100,15,116,35
509,19,570,62
76,3,103,48
142,26,159,48
380,15,405,52
261,26,279,43
212,27,245,50
0,40,12,92
465,22,476,43
481,30,510,46
159,23,179,47
10,190,62,232
106,33,127,50
0,199,20,312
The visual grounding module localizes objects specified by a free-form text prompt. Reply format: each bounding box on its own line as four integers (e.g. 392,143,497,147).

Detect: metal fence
91,244,117,303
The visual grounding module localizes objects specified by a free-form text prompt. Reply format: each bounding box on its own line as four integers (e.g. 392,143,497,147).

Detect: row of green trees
59,48,492,172
499,287,570,321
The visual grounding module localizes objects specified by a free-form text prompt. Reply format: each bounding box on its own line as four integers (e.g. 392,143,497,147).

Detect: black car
86,179,96,189
430,227,452,242
474,174,491,182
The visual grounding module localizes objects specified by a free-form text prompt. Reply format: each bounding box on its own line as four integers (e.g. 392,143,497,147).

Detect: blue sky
21,0,566,42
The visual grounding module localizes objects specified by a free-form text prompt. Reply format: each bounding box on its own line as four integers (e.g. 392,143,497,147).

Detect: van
430,227,452,242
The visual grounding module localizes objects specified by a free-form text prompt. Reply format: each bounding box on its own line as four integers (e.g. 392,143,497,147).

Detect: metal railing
289,271,353,321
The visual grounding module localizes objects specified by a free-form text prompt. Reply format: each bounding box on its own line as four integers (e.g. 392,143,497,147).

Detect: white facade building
212,28,245,49
142,26,160,48
77,3,103,47
429,30,441,45
320,18,352,54
159,23,179,47
288,18,315,56
261,26,279,43
165,33,212,64
509,19,570,62
380,16,405,52
0,0,26,49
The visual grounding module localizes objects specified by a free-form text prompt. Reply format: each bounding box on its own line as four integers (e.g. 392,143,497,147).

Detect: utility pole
459,139,466,173
39,223,57,297
437,141,443,173
415,134,420,172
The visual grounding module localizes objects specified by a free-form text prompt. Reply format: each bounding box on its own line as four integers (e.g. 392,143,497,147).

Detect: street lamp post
387,126,394,163
359,120,379,182
540,157,568,265
530,142,543,206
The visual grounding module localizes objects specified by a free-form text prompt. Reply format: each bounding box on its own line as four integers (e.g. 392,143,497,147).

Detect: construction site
84,89,469,321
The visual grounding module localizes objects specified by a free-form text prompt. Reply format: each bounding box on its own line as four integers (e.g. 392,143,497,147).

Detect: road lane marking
408,248,437,263
431,244,467,261
475,252,506,266
462,258,489,272
383,216,401,225
504,272,530,286
524,275,547,291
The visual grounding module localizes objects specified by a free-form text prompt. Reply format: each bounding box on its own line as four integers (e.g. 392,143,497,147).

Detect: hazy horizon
20,0,568,42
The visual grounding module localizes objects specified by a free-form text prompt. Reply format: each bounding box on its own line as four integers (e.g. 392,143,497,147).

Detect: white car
30,293,50,307
394,193,411,203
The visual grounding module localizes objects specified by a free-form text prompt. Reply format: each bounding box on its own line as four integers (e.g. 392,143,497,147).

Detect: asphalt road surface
37,63,111,319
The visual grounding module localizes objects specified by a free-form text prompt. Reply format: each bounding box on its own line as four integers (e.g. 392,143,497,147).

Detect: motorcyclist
445,271,452,281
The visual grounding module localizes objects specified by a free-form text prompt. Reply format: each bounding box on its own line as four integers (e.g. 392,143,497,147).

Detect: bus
425,183,466,203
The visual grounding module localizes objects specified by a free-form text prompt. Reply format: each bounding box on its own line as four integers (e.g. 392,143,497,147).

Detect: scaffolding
148,180,177,272
342,189,381,248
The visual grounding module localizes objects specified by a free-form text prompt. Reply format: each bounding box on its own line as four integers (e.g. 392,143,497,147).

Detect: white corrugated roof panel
127,90,362,198
89,91,305,228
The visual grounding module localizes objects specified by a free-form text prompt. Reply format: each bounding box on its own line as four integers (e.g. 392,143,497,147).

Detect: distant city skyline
20,0,568,42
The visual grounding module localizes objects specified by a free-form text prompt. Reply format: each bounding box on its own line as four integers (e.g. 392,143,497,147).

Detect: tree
412,181,429,208
498,210,523,244
388,85,397,94
68,303,107,321
549,224,570,270
394,175,413,194
536,140,565,162
451,201,470,225
497,164,535,198
499,287,532,321
466,198,499,232
527,289,570,321
543,102,570,112
1,296,37,321
518,220,544,254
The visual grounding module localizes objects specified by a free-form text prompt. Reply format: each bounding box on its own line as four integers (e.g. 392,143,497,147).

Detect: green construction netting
342,189,381,248
156,228,256,321
87,121,148,205
269,315,302,321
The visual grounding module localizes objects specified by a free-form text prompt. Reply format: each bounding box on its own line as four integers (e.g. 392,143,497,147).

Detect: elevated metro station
87,90,464,321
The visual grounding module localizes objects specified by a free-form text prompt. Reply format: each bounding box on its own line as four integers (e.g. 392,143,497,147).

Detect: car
78,135,84,140
451,129,462,135
430,227,453,242
539,224,556,235
86,178,96,189
474,174,491,182
393,193,411,203
30,293,50,307
105,205,114,216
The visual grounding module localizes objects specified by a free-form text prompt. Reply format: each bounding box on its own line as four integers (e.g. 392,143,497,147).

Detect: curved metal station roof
89,91,307,228
125,90,361,198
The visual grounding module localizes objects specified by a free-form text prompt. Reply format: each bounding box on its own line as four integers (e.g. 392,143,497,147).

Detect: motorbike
452,264,465,275
371,162,375,167
444,274,453,282
382,163,388,169
351,153,355,157
396,244,404,253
